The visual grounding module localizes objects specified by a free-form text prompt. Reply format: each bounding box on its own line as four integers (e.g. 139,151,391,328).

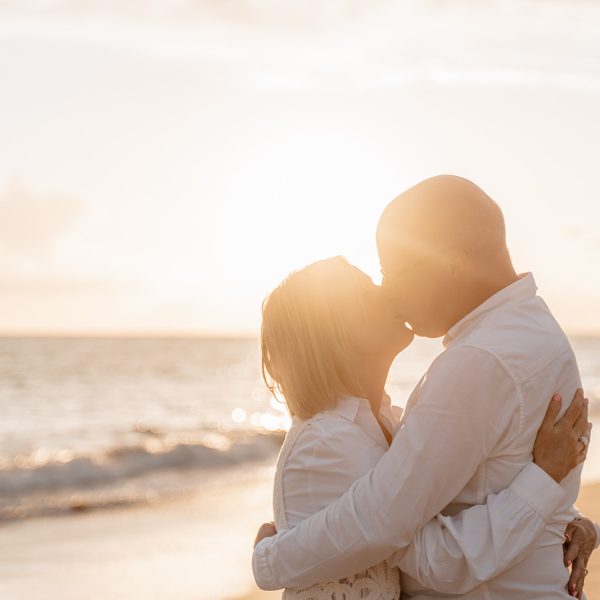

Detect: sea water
0,335,598,521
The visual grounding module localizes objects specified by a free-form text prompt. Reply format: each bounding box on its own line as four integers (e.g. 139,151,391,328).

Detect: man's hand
254,521,277,548
564,516,597,598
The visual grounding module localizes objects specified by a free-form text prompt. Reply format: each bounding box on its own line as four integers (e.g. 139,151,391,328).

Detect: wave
0,430,284,500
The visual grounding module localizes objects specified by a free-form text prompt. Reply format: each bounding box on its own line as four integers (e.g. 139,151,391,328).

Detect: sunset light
2,3,600,600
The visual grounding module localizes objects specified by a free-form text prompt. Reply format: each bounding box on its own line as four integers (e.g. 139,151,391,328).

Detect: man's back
400,273,582,599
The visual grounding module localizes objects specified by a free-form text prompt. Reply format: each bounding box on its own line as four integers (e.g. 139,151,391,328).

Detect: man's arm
253,346,557,590
391,462,565,594
391,389,589,593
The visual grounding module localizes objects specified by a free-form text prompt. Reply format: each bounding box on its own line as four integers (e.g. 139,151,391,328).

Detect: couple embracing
252,175,598,599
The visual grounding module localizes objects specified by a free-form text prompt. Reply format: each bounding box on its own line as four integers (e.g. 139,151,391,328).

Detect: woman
258,256,591,599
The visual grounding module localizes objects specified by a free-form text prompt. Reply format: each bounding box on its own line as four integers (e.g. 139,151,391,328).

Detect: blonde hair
261,256,372,420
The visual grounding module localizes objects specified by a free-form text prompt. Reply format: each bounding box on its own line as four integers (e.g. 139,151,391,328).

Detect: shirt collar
442,272,537,348
291,397,363,426
337,392,399,449
330,392,395,423
333,394,363,422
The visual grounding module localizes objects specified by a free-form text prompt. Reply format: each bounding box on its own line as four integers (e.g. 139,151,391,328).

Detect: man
252,175,598,598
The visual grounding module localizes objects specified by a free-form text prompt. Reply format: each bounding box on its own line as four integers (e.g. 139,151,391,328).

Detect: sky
1,1,599,335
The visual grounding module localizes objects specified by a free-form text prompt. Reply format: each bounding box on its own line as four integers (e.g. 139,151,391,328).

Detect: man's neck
451,267,520,332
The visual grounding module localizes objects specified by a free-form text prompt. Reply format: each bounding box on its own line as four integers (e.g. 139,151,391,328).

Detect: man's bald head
377,175,507,262
376,175,517,338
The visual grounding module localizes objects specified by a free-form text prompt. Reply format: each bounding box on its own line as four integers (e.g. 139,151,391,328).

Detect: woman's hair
260,256,373,420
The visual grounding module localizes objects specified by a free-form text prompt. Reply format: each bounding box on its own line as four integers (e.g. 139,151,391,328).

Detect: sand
0,463,278,600
0,472,598,599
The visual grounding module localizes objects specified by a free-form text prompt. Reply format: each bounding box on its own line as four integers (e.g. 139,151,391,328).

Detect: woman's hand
564,516,597,598
533,388,591,483
254,521,277,548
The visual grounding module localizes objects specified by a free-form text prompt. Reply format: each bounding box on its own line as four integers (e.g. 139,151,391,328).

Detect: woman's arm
388,390,591,595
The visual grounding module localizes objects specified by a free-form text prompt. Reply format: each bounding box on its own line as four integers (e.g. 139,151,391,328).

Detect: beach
0,462,279,600
1,465,599,600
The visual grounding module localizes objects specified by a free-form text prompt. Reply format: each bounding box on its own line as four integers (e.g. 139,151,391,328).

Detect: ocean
1,335,599,523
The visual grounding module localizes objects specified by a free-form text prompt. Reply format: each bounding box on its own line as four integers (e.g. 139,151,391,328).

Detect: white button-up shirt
253,273,593,599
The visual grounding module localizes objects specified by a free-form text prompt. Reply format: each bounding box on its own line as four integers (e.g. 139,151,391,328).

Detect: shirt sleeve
252,345,556,591
389,462,566,594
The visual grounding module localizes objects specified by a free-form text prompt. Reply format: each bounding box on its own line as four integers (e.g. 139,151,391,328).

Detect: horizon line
1,328,599,339
0,329,259,339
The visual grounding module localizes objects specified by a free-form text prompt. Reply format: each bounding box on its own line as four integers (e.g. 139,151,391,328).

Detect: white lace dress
272,396,402,600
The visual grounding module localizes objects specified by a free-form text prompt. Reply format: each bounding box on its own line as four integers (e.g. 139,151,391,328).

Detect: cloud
0,177,85,255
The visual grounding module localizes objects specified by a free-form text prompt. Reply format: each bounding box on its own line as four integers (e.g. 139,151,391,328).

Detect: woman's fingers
581,423,592,456
572,411,589,439
562,389,585,427
254,521,277,548
565,521,577,545
567,555,587,598
575,423,592,465
540,394,562,432
564,517,596,596
565,525,583,566
572,396,589,431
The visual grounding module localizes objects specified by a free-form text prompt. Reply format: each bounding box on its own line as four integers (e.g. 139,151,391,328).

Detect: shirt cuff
252,537,277,591
508,462,567,522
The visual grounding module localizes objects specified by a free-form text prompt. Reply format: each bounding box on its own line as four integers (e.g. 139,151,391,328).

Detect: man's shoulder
452,300,575,383
427,343,513,384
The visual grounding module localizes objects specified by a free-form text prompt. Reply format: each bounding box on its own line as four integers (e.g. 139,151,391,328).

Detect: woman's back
273,394,401,600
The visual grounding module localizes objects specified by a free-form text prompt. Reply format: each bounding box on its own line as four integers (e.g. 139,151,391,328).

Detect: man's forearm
253,466,405,590
393,463,566,594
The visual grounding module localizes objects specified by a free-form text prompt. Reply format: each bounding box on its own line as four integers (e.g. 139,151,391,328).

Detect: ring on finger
579,434,590,449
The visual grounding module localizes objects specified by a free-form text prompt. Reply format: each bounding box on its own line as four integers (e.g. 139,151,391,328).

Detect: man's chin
396,320,416,344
